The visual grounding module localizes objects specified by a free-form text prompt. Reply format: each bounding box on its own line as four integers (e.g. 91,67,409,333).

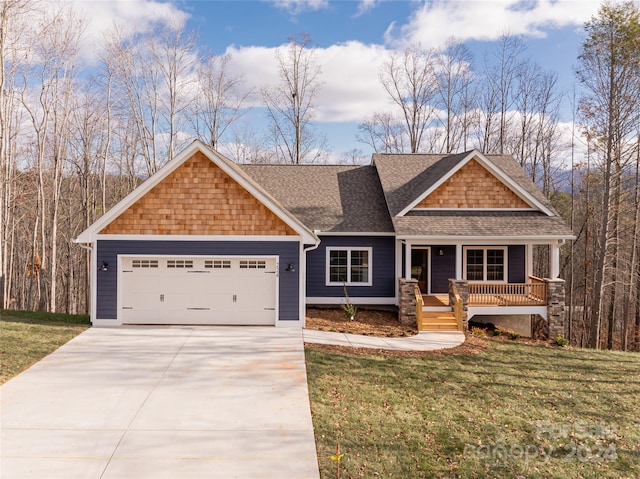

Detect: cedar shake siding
306,236,396,299
96,240,300,321
100,151,296,236
415,159,531,209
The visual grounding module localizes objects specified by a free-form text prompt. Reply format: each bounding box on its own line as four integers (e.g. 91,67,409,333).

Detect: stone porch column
398,278,418,326
545,278,566,338
449,279,469,329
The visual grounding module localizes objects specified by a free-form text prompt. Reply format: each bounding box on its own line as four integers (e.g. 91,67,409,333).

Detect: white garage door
120,256,278,325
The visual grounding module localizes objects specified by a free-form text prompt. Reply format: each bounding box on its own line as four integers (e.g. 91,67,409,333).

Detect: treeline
0,0,638,350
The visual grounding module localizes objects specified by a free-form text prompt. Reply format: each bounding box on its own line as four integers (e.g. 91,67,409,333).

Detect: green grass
1,309,89,384
306,341,640,479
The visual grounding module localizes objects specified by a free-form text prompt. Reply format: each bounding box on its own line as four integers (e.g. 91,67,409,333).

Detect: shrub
555,335,569,347
492,328,503,336
471,327,487,337
508,331,521,340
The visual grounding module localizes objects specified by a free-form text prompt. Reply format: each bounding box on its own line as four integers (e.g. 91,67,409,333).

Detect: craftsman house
75,140,574,336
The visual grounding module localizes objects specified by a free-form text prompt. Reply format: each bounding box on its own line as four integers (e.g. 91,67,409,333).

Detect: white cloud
387,0,605,48
269,0,330,14
60,0,190,64
226,41,392,123
354,0,380,17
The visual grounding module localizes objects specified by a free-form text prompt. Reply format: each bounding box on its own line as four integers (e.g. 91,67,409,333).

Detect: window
463,247,506,282
167,260,193,268
240,260,266,269
326,247,372,286
132,259,158,268
205,260,231,269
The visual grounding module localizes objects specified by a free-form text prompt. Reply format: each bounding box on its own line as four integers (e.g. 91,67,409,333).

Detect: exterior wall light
286,263,295,272
99,262,109,272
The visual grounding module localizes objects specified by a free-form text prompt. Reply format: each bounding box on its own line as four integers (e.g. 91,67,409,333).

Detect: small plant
555,334,569,347
492,328,503,336
471,327,487,337
508,331,521,340
341,283,357,320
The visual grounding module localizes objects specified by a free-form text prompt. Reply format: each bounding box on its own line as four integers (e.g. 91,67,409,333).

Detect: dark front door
411,248,429,294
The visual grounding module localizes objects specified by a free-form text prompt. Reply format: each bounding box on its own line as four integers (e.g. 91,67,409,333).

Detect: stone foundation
398,278,418,326
448,279,469,329
545,278,566,338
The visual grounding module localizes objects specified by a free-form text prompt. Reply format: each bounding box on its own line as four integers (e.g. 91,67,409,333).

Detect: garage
119,256,278,325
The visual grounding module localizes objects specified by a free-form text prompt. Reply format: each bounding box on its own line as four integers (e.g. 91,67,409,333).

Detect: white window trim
325,247,373,286
462,246,508,283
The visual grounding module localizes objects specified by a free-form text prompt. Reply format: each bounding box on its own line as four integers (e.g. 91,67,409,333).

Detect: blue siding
96,240,300,322
431,246,456,293
306,236,396,298
508,245,526,283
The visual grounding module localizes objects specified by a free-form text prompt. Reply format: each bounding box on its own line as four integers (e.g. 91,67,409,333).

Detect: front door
411,248,429,294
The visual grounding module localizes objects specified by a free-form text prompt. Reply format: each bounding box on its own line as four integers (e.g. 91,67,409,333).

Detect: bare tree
262,33,325,164
434,39,475,153
356,112,406,153
379,44,437,153
576,1,640,348
191,53,250,150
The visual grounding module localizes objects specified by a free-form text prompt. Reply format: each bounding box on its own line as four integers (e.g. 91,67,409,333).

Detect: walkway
303,329,465,351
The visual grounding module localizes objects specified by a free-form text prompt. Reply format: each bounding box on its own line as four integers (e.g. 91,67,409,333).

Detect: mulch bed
304,307,489,357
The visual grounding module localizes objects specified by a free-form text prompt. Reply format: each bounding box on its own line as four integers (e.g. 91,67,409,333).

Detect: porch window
463,247,506,282
326,247,372,286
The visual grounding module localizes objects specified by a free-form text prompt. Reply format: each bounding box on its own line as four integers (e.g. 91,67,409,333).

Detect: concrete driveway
0,326,320,479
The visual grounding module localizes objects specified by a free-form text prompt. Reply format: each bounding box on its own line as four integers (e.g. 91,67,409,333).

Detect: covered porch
397,238,567,337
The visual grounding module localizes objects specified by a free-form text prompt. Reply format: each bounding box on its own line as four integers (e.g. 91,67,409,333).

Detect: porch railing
415,286,424,328
468,278,547,306
452,286,463,331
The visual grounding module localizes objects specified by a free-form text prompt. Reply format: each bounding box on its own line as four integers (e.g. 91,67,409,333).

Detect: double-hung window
463,247,507,281
326,247,372,286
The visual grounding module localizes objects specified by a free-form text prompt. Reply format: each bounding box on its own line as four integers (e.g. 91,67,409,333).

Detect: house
75,140,574,336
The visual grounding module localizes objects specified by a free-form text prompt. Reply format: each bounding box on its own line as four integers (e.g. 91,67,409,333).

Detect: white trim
91,244,97,324
526,244,533,279
396,236,574,243
397,150,555,217
469,305,547,320
94,234,302,242
463,246,508,282
410,246,431,294
316,231,395,237
550,242,560,279
455,244,463,280
412,207,535,212
306,297,396,305
395,239,402,304
325,247,373,287
75,140,316,244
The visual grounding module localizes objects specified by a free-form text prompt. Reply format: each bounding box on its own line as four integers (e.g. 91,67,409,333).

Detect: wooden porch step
418,311,460,332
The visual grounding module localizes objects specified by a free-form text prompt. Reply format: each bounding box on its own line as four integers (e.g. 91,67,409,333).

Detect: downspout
75,241,94,323
300,231,321,327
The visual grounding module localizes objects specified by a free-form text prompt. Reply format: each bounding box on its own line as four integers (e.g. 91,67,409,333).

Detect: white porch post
455,243,463,279
405,241,412,279
550,242,560,279
527,244,534,280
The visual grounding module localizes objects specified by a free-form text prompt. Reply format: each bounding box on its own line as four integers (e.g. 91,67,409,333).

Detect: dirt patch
305,307,416,337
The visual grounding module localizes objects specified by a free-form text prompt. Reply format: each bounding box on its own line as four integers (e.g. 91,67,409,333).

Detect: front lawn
306,340,640,479
0,310,89,384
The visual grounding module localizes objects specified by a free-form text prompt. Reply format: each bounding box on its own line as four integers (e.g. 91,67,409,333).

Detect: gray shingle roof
394,211,574,237
240,151,573,239
241,165,394,233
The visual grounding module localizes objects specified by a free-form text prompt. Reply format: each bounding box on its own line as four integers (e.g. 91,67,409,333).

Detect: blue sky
71,0,628,159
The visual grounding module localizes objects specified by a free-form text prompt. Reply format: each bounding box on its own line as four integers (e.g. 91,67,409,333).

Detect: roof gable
76,141,315,243
414,158,531,209
391,150,554,217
